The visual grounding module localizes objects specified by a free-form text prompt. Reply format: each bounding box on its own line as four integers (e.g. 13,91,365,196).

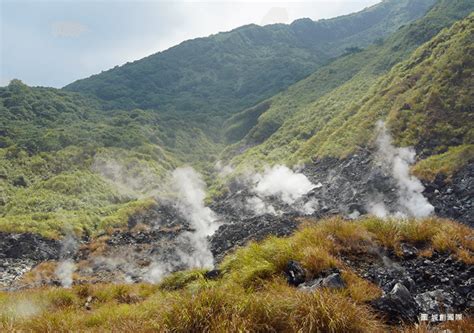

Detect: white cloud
51,21,88,38
3,0,381,87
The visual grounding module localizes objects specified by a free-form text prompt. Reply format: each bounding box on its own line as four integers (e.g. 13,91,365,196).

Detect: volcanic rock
372,283,419,323
423,162,473,226
299,272,346,292
204,269,221,280
285,260,306,286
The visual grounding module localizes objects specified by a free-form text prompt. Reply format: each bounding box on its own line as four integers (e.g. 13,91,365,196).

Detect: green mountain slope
224,1,473,174
0,82,219,237
0,0,471,238
64,0,435,133
223,0,473,145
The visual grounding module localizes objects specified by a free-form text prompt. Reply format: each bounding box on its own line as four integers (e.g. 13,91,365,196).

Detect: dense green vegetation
0,80,217,163
0,0,472,237
412,144,474,181
1,216,472,331
223,0,472,146
0,82,184,237
224,1,473,174
64,0,435,132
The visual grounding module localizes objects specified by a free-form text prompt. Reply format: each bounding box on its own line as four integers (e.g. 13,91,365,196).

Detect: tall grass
2,216,472,332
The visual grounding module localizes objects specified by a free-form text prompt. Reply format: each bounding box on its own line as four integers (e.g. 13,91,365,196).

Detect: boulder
298,272,346,292
285,260,306,286
372,283,419,323
322,273,346,289
204,269,221,280
400,243,418,259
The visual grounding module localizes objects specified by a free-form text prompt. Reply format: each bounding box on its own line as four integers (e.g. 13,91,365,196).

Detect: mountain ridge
64,0,436,130
221,0,474,172
1,0,472,239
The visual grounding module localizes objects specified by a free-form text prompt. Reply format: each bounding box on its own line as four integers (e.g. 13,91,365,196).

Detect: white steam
244,165,317,216
215,161,234,178
299,198,319,215
371,122,434,218
55,231,77,288
91,256,140,284
171,167,220,268
245,196,278,216
1,299,42,320
367,201,389,219
146,167,220,283
253,165,315,205
144,262,174,284
171,167,220,238
55,259,75,288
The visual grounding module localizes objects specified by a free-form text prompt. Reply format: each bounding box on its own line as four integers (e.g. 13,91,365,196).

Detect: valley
0,0,473,331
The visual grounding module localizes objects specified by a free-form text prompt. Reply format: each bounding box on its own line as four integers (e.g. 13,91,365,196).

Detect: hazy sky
0,0,380,88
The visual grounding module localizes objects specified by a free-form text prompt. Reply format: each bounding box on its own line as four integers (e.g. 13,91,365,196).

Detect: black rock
423,162,473,227
321,273,346,289
204,269,221,280
285,260,306,286
298,271,346,292
210,214,298,261
415,289,454,314
0,232,60,261
372,283,419,324
400,276,416,292
400,243,418,259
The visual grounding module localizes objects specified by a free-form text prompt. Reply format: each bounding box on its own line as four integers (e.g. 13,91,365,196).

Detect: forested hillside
0,0,450,238
0,82,216,237
64,0,435,132
0,0,472,238
223,0,474,177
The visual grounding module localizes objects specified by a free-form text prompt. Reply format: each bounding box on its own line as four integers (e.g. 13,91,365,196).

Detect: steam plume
171,167,220,239
245,196,278,216
253,165,315,204
55,259,75,288
1,299,42,320
244,165,317,216
55,231,77,288
92,152,161,198
215,161,234,178
372,122,434,218
146,167,220,282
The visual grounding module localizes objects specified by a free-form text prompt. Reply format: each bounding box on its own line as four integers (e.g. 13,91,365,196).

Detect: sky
0,0,380,88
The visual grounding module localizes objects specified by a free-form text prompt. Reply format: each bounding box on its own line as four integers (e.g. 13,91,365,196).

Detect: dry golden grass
359,217,473,263
1,216,472,332
341,269,383,302
19,260,87,288
401,318,474,333
18,261,57,286
2,280,385,332
439,317,474,333
85,235,111,256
